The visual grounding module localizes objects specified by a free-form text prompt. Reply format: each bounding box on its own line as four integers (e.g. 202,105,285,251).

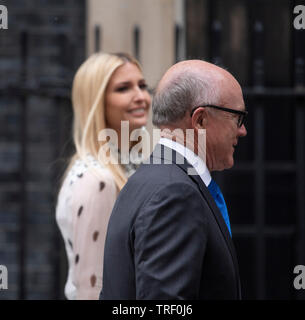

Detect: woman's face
105,62,151,134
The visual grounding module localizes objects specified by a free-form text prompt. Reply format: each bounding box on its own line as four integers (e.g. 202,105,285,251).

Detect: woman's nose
134,86,146,101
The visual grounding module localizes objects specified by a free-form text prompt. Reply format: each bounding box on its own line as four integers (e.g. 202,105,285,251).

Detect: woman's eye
139,83,148,90
116,86,128,92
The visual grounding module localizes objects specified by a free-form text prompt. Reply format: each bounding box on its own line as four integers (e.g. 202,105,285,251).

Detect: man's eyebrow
237,104,247,112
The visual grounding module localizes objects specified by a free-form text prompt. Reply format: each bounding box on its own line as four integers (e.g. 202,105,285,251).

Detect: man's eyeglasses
190,105,248,128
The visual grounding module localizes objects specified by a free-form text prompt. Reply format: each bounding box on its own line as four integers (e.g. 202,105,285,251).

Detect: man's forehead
219,86,245,111
157,59,241,96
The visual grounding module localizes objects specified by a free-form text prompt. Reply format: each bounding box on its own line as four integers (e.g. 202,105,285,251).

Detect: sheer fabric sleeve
69,168,117,300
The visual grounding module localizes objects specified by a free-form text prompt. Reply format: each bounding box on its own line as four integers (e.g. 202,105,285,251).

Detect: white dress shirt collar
159,137,212,187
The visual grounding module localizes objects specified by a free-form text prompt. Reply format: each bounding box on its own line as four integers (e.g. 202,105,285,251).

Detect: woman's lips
128,107,147,116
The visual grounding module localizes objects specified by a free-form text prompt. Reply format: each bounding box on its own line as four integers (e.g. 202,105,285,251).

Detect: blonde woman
55,52,151,300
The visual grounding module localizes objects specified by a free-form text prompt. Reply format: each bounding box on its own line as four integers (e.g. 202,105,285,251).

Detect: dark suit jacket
100,144,241,300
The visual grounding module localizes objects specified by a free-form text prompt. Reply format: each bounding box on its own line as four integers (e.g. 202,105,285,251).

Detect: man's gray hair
152,71,220,126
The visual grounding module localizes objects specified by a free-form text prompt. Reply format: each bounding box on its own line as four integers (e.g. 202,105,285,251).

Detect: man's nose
238,124,247,137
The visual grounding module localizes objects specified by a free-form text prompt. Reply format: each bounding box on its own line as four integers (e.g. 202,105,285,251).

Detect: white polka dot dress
55,155,118,300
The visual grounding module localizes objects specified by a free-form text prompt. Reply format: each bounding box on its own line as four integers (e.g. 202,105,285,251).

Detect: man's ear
191,107,207,129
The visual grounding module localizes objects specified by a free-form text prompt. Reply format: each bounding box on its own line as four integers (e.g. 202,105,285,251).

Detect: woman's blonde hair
65,52,142,190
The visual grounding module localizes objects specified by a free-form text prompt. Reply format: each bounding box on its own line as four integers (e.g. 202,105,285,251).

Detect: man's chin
226,158,234,169
207,156,234,172
221,159,234,171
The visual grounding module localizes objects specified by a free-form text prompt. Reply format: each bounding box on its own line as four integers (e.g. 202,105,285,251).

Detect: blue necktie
208,179,232,237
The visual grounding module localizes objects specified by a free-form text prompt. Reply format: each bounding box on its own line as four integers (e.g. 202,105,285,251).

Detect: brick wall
0,0,85,299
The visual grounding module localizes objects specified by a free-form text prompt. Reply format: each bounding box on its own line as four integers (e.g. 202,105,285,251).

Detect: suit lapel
150,144,241,297
151,144,234,244
176,162,239,265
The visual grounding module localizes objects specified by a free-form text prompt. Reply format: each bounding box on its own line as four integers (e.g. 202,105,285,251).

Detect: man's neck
159,127,206,163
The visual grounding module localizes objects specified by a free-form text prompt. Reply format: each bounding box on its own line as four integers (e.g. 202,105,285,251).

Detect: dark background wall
0,0,85,299
186,0,305,299
0,0,304,300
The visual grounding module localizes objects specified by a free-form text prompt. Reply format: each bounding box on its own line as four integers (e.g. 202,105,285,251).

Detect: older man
100,60,247,300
